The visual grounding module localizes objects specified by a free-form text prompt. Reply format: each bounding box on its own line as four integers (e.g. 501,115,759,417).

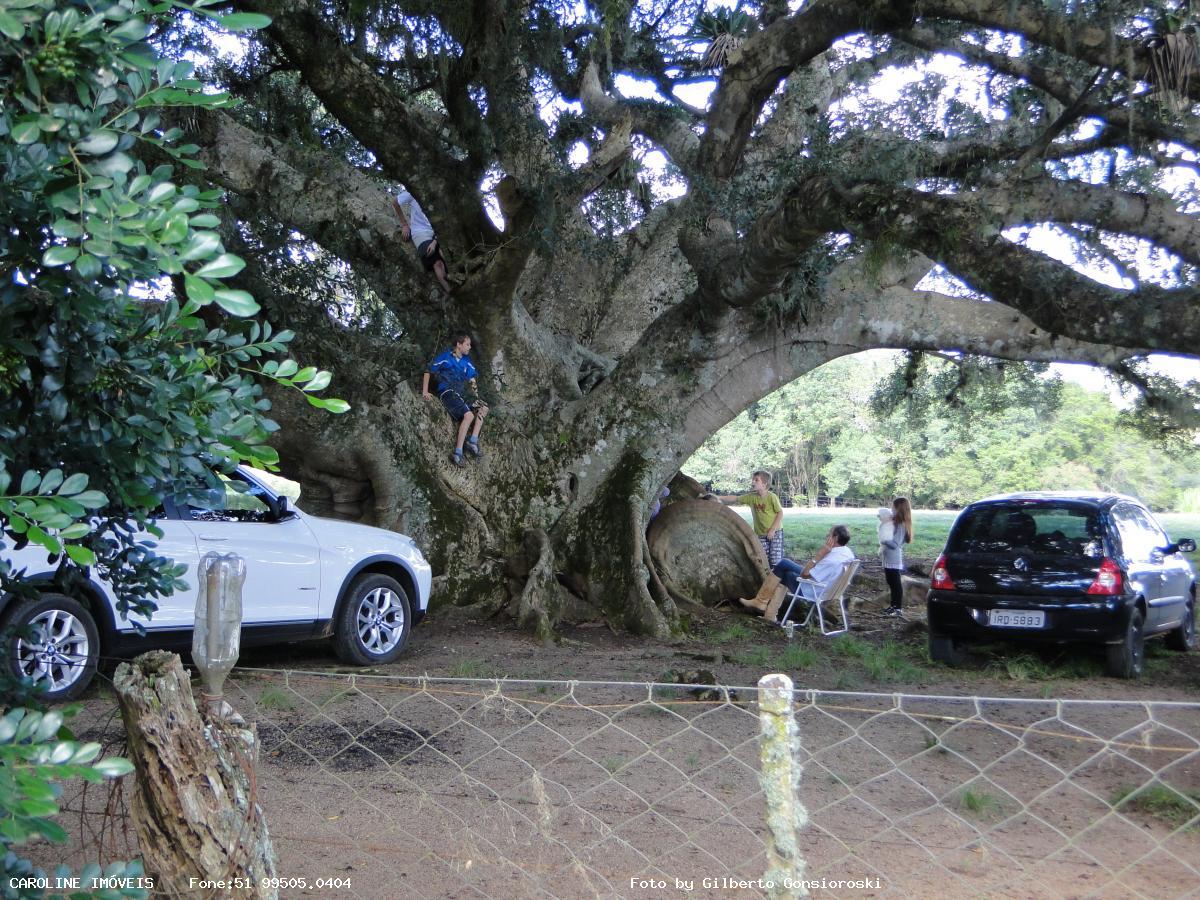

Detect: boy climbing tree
393,185,454,295
422,332,488,467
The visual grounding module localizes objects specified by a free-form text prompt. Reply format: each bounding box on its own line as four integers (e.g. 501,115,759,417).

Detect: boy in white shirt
392,186,453,295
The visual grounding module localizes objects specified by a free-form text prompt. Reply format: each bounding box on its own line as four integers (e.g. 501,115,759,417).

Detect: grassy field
733,507,1200,562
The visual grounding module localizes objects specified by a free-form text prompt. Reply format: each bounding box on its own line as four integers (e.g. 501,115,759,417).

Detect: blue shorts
439,389,479,423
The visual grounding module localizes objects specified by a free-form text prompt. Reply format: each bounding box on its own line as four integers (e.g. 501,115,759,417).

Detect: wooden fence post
758,672,807,898
114,650,277,898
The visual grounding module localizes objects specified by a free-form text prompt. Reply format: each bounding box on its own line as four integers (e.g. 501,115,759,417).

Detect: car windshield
949,503,1099,554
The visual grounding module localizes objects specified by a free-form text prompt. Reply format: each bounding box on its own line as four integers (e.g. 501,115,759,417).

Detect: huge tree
167,0,1199,637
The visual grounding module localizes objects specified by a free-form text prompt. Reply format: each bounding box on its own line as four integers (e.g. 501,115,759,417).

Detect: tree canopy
8,0,1200,636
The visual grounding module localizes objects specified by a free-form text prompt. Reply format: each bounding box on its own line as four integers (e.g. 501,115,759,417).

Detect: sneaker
465,440,483,459
884,607,903,618
450,451,466,468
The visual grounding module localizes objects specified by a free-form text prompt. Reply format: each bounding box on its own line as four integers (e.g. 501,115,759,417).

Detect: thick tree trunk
114,651,277,898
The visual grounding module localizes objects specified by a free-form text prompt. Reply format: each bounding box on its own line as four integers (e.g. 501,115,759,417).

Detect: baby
876,507,895,555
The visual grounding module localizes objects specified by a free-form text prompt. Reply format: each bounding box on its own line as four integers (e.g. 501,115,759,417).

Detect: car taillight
1087,558,1123,595
931,555,954,590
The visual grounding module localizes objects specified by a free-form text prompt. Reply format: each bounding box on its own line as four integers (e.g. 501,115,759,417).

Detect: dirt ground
38,566,1200,899
232,560,1200,703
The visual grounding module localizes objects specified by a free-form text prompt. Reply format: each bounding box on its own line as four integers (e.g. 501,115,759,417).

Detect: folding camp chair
776,560,861,637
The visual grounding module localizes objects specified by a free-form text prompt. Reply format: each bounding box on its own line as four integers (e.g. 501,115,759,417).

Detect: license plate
988,609,1045,628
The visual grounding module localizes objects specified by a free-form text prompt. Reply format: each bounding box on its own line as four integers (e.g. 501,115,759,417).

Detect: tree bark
114,651,277,898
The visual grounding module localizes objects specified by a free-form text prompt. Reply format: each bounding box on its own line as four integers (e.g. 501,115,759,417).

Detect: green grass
258,685,295,711
861,642,925,683
829,635,872,660
739,647,772,668
775,644,818,670
725,508,1200,564
1112,783,1200,829
711,622,754,643
601,756,626,774
957,788,1002,818
449,658,497,678
998,653,1053,682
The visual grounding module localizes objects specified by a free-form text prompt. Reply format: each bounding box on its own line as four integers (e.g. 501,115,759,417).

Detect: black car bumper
927,591,1132,644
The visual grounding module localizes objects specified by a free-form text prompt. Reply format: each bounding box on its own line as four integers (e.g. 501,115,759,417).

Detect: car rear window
949,503,1100,553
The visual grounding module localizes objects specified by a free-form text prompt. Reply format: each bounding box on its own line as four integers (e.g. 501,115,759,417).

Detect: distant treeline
683,354,1200,513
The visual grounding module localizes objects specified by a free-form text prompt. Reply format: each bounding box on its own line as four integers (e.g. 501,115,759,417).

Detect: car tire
333,574,412,666
2,594,99,702
1105,608,1145,679
1165,598,1196,652
929,633,960,666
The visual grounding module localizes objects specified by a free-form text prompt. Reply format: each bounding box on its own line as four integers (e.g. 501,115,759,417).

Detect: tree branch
233,0,499,250
849,184,1200,354
919,0,1200,104
579,61,699,176
186,110,431,313
899,25,1200,154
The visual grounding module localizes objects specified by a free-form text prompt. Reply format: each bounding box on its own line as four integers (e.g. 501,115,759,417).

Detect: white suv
2,467,432,700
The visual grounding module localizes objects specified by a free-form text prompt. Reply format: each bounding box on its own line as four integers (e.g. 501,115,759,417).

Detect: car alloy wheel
356,586,406,655
3,594,99,702
333,574,412,666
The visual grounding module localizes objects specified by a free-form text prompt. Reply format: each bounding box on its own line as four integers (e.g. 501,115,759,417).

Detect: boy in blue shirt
421,332,489,467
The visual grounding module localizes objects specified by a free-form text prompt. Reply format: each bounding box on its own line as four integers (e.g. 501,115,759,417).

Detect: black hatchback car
927,493,1196,678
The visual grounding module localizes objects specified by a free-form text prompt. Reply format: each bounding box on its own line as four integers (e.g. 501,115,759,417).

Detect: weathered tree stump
113,650,277,898
647,498,769,606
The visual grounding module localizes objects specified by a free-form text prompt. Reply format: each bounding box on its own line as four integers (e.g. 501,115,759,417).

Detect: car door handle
199,536,229,542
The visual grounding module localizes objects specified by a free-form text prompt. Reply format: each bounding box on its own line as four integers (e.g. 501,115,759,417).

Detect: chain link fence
46,670,1200,898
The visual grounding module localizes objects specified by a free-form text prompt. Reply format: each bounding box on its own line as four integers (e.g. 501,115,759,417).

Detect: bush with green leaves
0,0,346,622
0,705,145,898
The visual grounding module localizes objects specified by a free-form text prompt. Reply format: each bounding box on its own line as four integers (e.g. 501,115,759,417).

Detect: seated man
739,525,854,620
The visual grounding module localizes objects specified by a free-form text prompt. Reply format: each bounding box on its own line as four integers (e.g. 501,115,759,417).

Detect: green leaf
275,360,298,378
90,151,134,176
58,473,88,496
75,254,101,278
179,231,220,262
91,757,134,778
39,469,64,494
217,12,272,31
72,490,107,509
76,130,119,155
184,273,214,304
110,16,147,42
28,525,61,554
19,469,40,494
59,523,91,539
193,253,244,278
11,120,39,144
212,289,260,316
0,10,24,39
65,544,97,565
51,219,83,239
307,396,351,414
303,370,332,392
160,214,188,244
147,182,176,204
42,246,80,267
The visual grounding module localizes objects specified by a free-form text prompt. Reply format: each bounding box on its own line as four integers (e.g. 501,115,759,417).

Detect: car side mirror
1168,538,1196,555
268,495,296,521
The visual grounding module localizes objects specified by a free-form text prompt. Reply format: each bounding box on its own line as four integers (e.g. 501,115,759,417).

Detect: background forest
684,354,1200,512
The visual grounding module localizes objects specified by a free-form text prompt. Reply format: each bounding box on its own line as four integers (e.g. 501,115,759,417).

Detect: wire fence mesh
43,668,1200,898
